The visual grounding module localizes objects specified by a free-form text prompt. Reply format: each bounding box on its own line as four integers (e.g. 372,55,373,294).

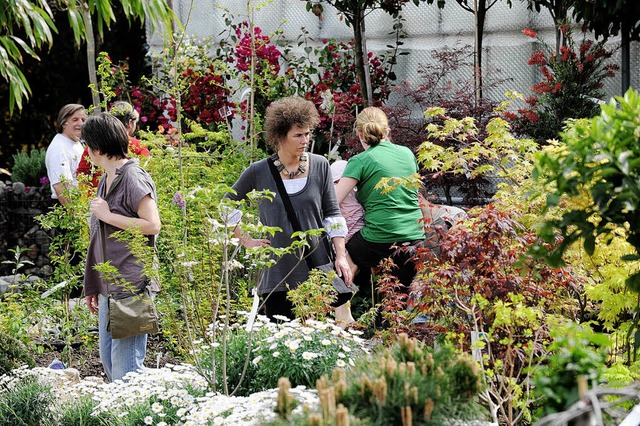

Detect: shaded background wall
0,5,149,170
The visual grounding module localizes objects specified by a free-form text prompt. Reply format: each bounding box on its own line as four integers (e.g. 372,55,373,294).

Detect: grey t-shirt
227,153,341,295
84,159,159,297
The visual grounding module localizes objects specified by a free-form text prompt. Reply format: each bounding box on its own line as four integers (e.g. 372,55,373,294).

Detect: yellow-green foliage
138,125,261,355
288,268,338,322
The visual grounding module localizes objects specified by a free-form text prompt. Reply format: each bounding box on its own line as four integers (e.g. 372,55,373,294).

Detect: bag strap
267,155,316,271
98,219,115,296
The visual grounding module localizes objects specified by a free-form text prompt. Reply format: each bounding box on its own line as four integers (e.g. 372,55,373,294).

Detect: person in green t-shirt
335,107,425,290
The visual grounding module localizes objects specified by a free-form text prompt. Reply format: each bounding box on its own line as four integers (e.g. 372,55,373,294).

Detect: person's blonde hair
354,107,389,147
109,101,139,129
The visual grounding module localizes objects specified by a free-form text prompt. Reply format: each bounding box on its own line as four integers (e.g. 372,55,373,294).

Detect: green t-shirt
342,141,424,243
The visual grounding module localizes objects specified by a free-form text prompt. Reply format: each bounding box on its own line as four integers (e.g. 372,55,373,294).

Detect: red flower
528,51,546,65
522,28,537,38
523,110,539,123
503,111,517,121
579,40,593,56
559,23,570,35
532,82,551,94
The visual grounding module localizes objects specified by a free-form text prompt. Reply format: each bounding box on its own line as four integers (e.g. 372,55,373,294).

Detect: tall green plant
508,23,618,144
533,89,640,290
10,148,47,186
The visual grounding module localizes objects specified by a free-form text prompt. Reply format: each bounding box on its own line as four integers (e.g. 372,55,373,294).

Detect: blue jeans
98,294,148,382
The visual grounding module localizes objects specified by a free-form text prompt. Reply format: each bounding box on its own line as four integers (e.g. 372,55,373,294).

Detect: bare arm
52,182,72,205
331,236,353,285
334,177,358,205
90,195,161,235
233,224,270,248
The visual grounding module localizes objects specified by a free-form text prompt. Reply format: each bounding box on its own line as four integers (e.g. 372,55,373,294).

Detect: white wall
149,0,638,106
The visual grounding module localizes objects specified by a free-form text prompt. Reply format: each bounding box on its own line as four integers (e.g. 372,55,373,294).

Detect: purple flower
172,192,186,209
40,176,50,186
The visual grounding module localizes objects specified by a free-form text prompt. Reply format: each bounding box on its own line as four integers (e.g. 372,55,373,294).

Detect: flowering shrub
181,65,236,127
2,365,319,425
215,17,398,154
97,53,177,132
506,23,618,143
288,38,396,156
233,23,281,76
192,315,369,396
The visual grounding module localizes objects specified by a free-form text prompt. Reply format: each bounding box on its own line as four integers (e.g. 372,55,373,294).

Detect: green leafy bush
534,89,640,290
11,148,47,186
0,332,35,375
532,321,609,417
268,333,486,425
193,315,369,396
338,333,483,424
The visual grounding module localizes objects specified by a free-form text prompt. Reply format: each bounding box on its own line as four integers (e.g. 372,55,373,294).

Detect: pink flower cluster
234,23,281,76
181,66,235,125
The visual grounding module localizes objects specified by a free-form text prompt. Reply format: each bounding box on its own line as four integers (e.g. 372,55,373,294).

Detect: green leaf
627,272,640,293
621,254,640,261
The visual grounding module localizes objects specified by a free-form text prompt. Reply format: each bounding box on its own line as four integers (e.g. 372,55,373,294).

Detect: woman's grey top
226,153,342,295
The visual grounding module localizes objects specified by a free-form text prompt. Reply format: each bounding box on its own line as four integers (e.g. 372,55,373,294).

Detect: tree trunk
81,3,100,111
620,20,630,94
551,0,569,53
360,10,373,105
351,2,372,106
473,0,486,104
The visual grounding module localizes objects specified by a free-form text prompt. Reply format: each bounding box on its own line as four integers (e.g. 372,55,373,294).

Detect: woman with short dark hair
77,101,150,189
83,112,161,382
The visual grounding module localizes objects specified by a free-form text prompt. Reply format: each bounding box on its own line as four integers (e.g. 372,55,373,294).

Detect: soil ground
32,335,181,380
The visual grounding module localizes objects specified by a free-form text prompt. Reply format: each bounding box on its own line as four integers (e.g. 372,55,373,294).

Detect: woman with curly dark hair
225,96,354,323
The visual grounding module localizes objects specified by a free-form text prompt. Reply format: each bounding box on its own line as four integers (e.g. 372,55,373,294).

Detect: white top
45,133,84,198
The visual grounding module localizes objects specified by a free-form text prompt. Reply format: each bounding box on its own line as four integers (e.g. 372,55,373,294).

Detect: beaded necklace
270,152,307,179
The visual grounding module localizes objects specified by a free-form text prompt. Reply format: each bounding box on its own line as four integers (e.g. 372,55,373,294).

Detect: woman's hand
334,254,353,285
89,196,111,221
241,236,271,248
85,294,99,313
